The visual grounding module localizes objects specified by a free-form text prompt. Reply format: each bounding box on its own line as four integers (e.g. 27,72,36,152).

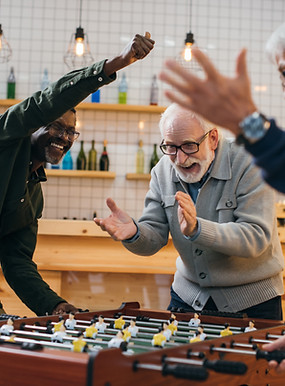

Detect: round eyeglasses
160,130,211,156
47,122,80,142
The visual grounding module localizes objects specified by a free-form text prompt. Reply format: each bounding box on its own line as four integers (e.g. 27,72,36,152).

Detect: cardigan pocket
216,196,237,222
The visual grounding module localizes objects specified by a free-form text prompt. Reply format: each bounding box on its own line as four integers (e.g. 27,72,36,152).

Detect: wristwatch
236,111,271,145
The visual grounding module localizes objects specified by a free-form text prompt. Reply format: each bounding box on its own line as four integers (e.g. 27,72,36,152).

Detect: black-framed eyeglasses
47,122,80,142
160,130,212,156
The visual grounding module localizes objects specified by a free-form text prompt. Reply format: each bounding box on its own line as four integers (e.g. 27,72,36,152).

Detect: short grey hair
159,103,214,137
265,22,285,64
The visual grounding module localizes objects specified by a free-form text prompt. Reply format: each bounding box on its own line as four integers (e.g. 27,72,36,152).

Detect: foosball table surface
0,301,284,386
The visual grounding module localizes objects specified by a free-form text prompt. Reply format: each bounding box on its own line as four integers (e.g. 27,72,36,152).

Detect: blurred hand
159,48,257,135
94,197,137,241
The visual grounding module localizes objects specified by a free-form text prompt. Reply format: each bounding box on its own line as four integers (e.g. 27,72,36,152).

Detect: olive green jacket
0,60,115,315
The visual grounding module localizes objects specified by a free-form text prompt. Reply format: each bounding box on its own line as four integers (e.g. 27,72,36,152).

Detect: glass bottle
88,140,97,170
62,150,73,170
150,75,159,105
76,140,87,170
41,68,50,91
118,73,128,104
136,139,145,174
7,67,16,99
99,140,109,171
149,143,159,172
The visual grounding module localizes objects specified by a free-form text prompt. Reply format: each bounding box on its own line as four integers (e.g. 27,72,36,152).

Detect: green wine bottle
99,140,109,171
7,67,16,99
136,139,145,173
76,140,87,170
88,140,97,170
149,143,159,172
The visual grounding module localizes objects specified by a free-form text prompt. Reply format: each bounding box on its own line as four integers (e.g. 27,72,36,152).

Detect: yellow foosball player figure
190,331,202,343
52,316,64,333
114,315,125,330
65,312,76,330
72,332,87,353
168,318,178,335
0,318,14,336
220,323,233,337
51,324,67,343
152,327,167,348
122,326,132,343
84,322,98,339
95,315,107,333
170,313,178,327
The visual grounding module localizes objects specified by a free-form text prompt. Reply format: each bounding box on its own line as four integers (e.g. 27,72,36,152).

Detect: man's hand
175,191,198,237
104,32,155,75
94,197,137,241
159,48,257,136
52,302,78,315
262,336,285,373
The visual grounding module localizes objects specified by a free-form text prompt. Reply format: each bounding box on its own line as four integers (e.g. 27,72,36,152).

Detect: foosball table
1,301,285,385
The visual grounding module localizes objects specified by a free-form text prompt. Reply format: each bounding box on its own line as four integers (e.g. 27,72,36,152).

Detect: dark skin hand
52,302,78,315
104,32,155,76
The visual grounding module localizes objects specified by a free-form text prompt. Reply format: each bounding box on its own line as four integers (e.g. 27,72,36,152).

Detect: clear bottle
118,73,128,104
41,68,50,91
136,139,145,174
7,67,16,99
88,140,97,170
149,143,160,172
76,141,87,170
150,75,159,105
62,150,73,170
99,140,109,171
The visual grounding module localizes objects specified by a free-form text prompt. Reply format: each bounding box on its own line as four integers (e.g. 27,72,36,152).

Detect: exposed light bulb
75,38,84,56
182,31,194,62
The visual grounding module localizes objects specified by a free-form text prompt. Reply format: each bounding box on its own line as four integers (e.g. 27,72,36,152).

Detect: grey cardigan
123,136,284,312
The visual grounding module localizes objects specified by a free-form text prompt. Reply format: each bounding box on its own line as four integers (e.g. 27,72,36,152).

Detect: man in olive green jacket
0,33,155,316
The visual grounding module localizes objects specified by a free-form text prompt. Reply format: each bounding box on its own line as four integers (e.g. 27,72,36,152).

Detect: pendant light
181,0,195,62
0,24,12,63
63,0,94,69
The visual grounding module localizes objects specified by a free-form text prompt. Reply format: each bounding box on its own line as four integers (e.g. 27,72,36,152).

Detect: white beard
171,144,215,184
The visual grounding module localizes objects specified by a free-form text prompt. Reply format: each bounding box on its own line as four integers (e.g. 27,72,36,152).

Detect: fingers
133,33,155,59
191,47,220,80
106,197,118,213
235,48,248,79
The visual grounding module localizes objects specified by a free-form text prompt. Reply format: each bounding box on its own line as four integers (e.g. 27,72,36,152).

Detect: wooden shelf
126,173,151,181
45,169,115,179
0,99,167,114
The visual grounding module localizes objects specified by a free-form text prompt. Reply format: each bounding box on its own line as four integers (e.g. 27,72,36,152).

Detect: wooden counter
0,219,177,317
2,215,285,318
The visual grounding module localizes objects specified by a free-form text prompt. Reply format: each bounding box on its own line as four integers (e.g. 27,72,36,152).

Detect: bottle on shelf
99,140,109,171
150,75,159,105
136,139,145,174
88,140,97,170
41,68,50,91
91,89,100,103
7,67,16,99
118,73,128,104
76,140,87,170
62,150,73,170
149,143,160,172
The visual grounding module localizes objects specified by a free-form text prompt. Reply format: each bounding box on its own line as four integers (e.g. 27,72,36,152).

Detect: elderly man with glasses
95,103,284,320
0,32,155,317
